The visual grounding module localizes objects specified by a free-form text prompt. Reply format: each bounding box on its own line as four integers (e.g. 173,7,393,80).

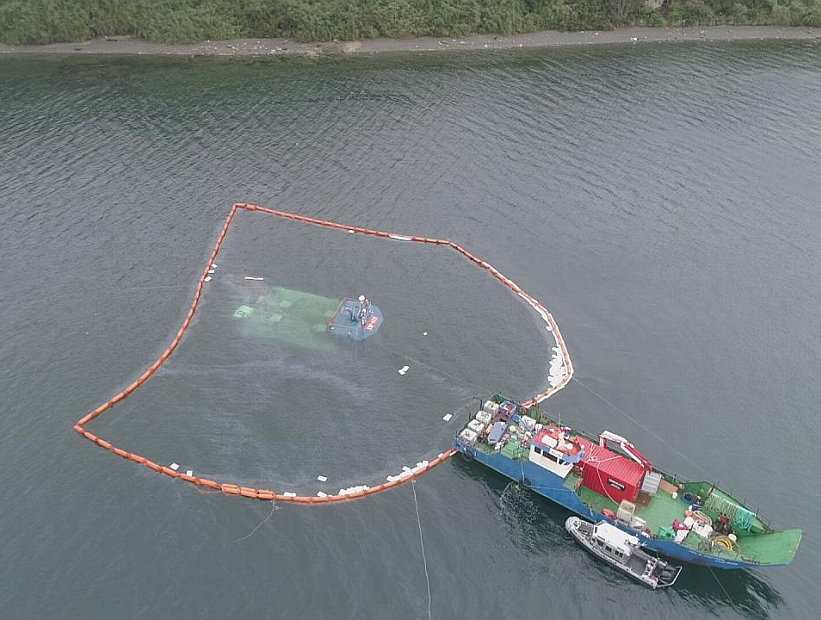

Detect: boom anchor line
73,203,574,503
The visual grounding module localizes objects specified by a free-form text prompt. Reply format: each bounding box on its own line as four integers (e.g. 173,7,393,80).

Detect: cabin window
531,446,569,465
605,545,612,553
544,450,560,464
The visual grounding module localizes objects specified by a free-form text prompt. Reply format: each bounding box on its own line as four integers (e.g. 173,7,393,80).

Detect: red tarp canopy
576,437,644,505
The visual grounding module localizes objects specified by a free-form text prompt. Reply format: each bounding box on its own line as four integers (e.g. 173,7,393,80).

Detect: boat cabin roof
592,521,639,553
532,426,583,456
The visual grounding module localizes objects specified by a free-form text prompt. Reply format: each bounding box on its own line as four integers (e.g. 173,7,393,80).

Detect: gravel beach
2,26,820,57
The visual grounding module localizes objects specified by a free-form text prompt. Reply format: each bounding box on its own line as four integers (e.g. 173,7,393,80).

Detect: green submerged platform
233,286,341,351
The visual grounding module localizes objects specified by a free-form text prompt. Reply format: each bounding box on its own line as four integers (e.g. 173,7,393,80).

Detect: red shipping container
576,437,644,505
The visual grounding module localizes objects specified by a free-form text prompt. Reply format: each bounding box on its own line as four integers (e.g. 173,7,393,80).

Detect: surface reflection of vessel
454,395,802,569
565,517,681,589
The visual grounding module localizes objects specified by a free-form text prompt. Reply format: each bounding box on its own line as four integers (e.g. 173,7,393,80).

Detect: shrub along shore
1,0,820,47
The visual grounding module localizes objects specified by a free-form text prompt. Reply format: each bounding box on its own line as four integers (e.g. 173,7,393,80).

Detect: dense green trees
1,0,819,46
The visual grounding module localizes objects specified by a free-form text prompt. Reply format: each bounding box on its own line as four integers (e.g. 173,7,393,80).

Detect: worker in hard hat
360,294,373,325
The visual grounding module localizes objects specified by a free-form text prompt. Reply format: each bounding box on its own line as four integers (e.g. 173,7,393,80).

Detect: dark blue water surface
1,41,820,619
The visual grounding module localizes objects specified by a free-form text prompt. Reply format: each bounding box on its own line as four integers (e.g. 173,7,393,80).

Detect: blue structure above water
327,296,383,341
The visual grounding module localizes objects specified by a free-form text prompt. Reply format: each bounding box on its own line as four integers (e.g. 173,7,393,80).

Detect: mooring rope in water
570,376,711,480
235,501,279,542
370,338,496,397
412,479,433,620
708,565,733,601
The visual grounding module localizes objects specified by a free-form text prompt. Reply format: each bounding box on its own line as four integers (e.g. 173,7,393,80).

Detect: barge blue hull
454,438,764,570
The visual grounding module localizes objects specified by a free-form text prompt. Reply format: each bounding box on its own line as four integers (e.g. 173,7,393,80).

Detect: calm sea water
1,41,820,619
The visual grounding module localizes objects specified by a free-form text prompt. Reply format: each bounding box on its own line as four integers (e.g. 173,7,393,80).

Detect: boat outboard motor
657,566,678,584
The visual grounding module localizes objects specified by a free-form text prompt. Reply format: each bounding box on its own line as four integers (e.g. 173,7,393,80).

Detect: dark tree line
1,0,819,46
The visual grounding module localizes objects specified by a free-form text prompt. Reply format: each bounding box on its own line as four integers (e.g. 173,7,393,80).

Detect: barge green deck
565,474,801,566
461,400,802,567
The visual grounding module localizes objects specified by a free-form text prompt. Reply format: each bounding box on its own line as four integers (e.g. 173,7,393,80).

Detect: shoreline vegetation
2,26,820,57
1,1,821,51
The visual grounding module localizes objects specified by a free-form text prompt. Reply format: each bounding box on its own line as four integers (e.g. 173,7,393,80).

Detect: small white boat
565,517,682,589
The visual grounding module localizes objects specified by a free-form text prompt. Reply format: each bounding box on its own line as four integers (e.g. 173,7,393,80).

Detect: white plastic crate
459,428,478,445
475,411,492,425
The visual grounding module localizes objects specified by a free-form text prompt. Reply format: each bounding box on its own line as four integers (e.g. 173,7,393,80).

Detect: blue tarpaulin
328,298,384,341
488,421,507,445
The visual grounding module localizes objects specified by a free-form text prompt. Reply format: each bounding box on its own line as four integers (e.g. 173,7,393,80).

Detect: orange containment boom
73,203,573,503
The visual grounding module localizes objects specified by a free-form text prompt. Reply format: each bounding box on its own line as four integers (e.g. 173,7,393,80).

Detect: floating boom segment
73,203,574,503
